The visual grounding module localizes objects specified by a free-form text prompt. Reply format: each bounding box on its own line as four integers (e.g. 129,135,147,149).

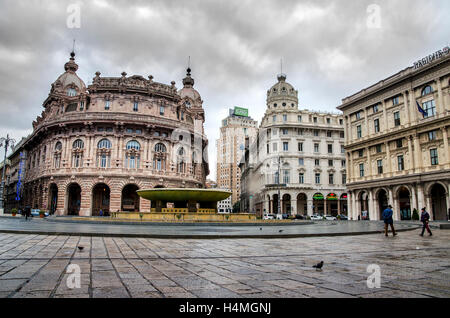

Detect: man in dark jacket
25,206,31,221
420,207,432,236
382,205,397,237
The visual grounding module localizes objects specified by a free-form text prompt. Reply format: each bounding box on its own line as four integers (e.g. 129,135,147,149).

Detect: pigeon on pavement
313,261,324,270
77,246,84,251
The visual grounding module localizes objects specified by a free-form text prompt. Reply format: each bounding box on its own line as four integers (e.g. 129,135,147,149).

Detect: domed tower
265,73,299,114
39,52,88,125
178,67,205,123
177,67,210,179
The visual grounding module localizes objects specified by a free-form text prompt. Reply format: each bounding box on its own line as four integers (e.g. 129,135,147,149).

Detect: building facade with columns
16,52,209,216
240,74,347,217
338,49,450,221
216,108,258,213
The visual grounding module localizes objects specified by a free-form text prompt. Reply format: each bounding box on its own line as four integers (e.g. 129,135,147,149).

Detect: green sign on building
234,107,248,117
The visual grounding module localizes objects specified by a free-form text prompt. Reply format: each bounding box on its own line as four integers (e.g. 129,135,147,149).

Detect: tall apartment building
338,47,450,221
240,74,347,217
216,108,258,212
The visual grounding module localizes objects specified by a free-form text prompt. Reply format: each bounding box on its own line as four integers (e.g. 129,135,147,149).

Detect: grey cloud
0,0,449,178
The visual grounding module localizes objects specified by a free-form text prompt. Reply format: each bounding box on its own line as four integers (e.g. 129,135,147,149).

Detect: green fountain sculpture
110,188,256,222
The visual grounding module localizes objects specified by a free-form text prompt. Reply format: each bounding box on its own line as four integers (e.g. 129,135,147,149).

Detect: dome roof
267,73,297,102
178,68,201,102
52,52,86,92
178,87,201,101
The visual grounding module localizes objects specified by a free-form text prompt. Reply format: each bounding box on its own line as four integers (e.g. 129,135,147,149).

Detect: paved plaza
0,217,421,238
0,228,449,298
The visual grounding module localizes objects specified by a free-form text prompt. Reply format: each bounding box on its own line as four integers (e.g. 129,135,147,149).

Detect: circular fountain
110,188,257,222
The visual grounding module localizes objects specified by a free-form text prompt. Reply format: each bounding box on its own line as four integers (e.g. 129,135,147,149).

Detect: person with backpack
420,207,432,236
382,205,397,237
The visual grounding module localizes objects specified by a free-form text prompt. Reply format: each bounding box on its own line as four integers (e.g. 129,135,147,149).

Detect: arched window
55,141,62,151
422,85,433,96
73,139,84,149
67,88,77,97
98,139,112,149
97,139,112,168
154,143,166,153
177,147,186,173
126,140,140,150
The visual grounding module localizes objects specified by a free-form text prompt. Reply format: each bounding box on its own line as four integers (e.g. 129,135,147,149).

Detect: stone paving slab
0,218,422,238
0,229,449,298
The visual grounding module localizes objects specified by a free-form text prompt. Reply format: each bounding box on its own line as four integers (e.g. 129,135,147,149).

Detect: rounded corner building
21,52,210,216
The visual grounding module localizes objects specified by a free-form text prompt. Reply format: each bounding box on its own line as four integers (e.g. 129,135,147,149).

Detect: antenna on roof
72,39,76,54
188,56,191,69
280,58,283,74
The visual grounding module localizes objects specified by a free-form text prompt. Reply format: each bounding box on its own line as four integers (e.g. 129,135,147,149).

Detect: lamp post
0,135,15,214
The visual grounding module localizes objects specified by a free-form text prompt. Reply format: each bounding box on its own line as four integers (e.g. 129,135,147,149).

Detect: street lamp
0,134,15,214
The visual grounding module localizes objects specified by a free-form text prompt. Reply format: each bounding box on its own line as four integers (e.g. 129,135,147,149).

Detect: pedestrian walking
382,205,397,237
99,209,103,217
420,207,432,236
25,206,31,221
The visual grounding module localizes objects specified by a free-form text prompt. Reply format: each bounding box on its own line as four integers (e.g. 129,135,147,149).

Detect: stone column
291,199,297,216
413,134,423,174
425,195,433,221
388,187,394,209
385,141,392,177
118,136,123,168
407,135,415,172
145,138,149,162
411,185,418,215
64,137,70,167
352,192,358,220
368,190,375,220
348,191,354,220
382,100,388,132
337,199,341,215
364,108,369,137
409,88,418,124
417,183,425,211
436,78,444,116
348,152,353,182
403,91,410,126
441,127,449,167
307,199,313,216
79,186,90,217
57,185,66,216
366,146,372,177
344,116,350,144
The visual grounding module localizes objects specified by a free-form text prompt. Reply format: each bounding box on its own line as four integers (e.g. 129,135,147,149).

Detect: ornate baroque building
338,49,450,221
240,74,347,217
19,52,209,216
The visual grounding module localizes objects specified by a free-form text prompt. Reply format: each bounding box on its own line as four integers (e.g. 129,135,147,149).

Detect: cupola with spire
52,51,86,93
178,67,202,104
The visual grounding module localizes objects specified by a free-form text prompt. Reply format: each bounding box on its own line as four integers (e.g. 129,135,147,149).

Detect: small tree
232,202,241,213
412,209,419,221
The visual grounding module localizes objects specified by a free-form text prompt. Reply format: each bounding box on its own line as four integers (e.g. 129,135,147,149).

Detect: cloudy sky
0,0,449,180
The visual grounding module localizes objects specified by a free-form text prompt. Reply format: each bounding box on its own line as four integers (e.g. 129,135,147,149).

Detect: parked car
275,214,283,220
310,214,322,221
295,215,304,220
263,214,275,220
338,214,348,220
282,214,289,220
325,215,337,221
31,210,49,217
